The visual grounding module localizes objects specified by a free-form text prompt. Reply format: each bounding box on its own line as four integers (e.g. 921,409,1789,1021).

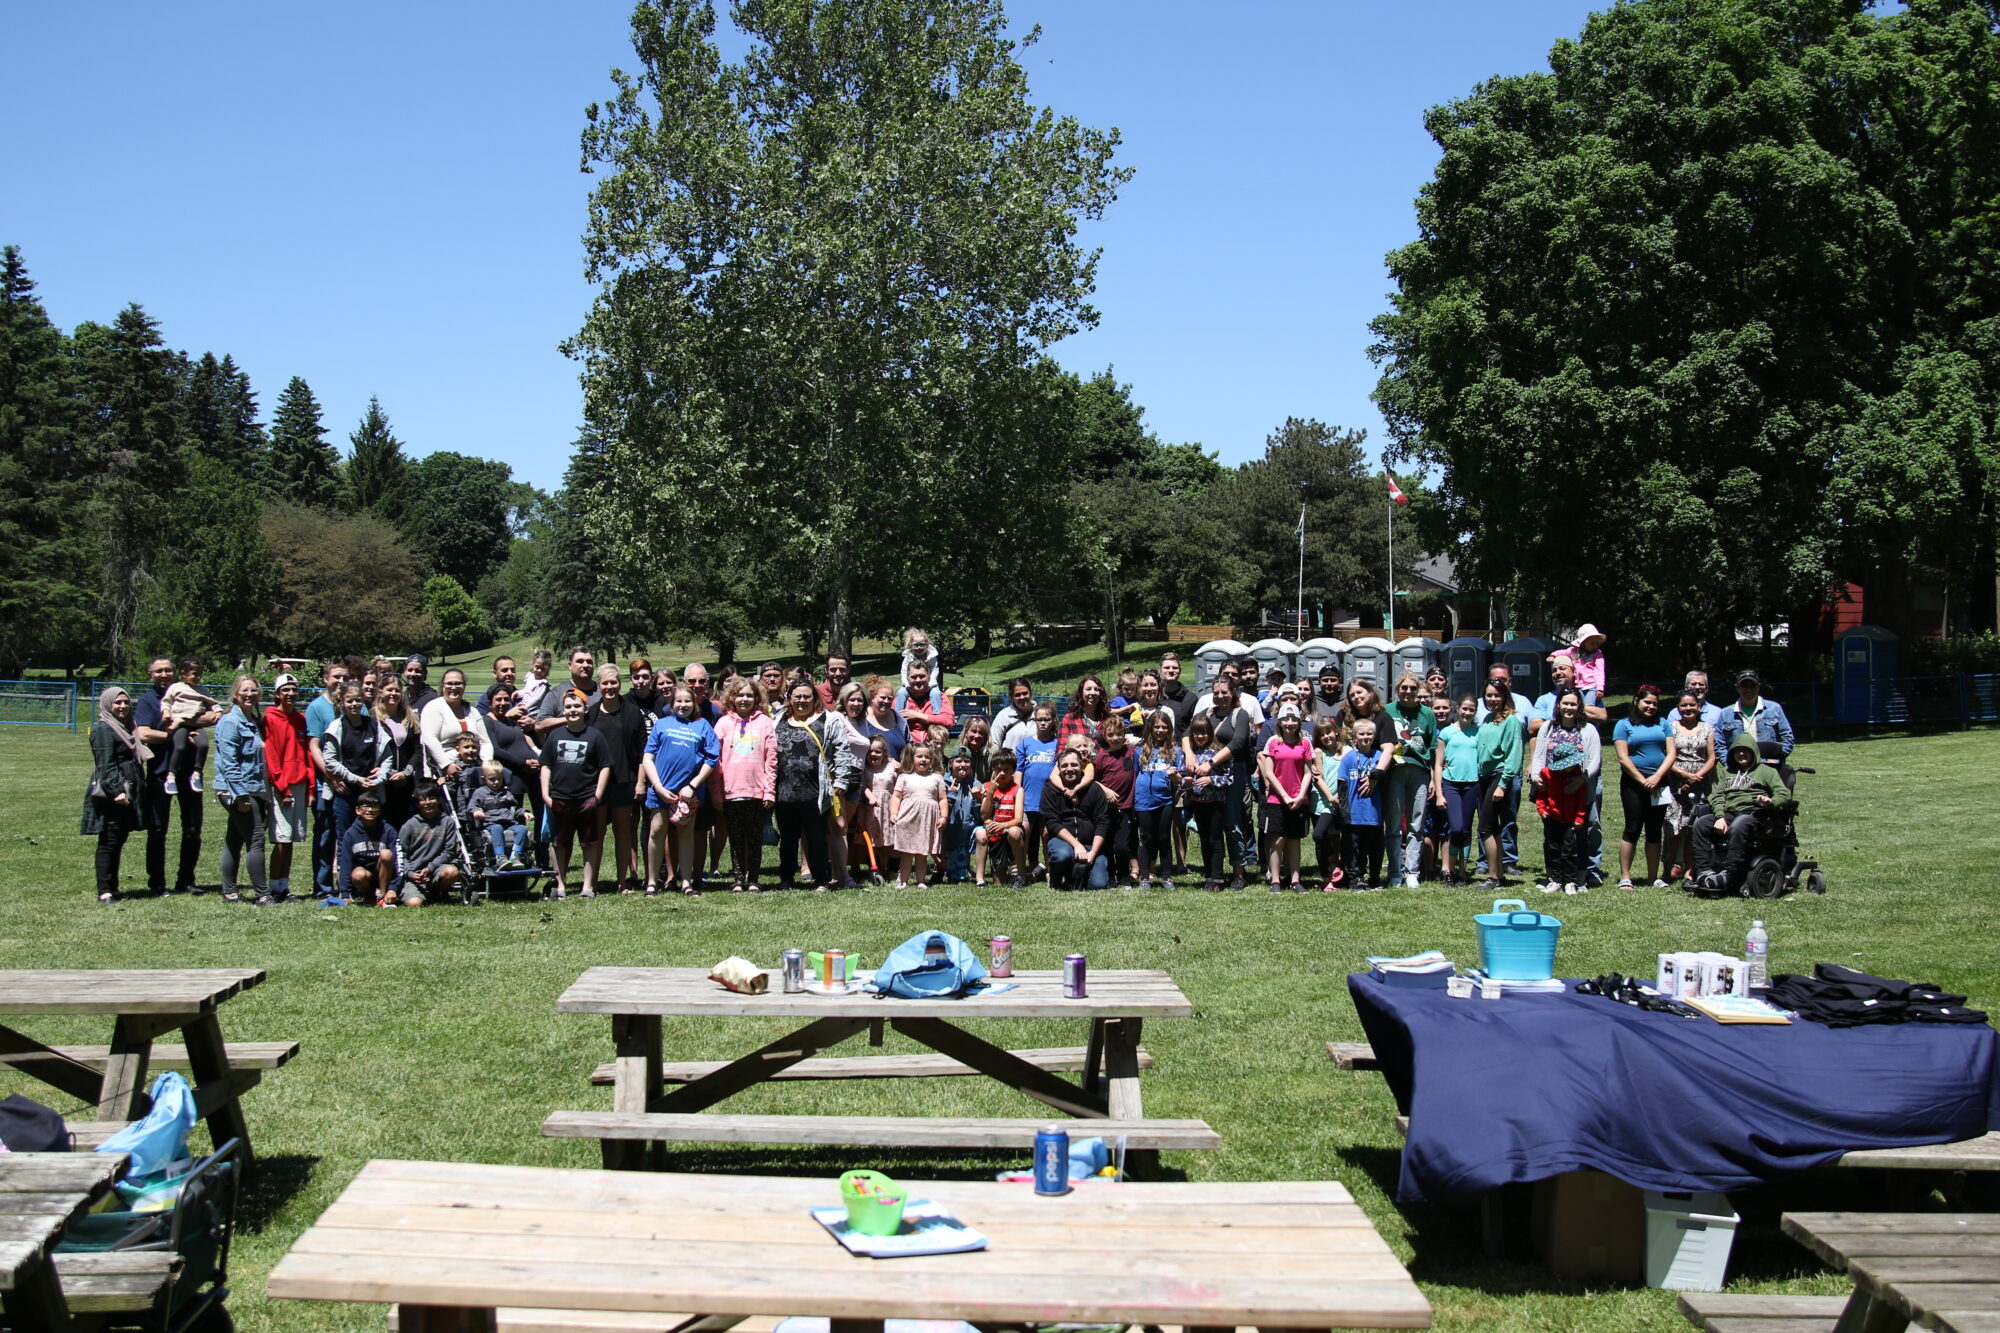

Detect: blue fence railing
0,679,77,730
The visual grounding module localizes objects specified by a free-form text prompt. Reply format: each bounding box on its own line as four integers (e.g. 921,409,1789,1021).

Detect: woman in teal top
1475,684,1526,892
1382,673,1439,888
1613,685,1676,889
1438,694,1484,884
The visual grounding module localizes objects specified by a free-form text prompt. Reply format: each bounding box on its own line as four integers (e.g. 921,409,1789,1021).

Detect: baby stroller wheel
1805,868,1827,896
1744,861,1784,899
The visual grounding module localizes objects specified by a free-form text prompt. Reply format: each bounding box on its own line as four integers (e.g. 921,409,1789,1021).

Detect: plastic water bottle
1744,920,1770,989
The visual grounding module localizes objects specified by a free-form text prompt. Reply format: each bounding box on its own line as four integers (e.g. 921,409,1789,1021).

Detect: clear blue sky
5,1,1605,493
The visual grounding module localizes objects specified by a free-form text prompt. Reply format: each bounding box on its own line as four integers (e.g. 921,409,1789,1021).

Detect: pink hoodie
714,710,776,801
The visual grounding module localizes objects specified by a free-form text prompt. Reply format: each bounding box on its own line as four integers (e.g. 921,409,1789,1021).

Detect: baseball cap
1735,669,1762,687
406,652,430,667
273,673,299,690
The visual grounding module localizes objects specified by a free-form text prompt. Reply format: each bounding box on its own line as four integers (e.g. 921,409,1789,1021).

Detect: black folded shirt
1764,963,1988,1027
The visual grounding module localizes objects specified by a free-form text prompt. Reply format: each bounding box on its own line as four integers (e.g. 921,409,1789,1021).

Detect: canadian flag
1385,471,1410,506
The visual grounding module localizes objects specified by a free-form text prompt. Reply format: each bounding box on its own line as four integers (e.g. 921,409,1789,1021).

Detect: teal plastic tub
1474,898,1562,980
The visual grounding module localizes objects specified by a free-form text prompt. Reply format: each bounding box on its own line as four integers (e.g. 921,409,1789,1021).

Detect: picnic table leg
1099,1017,1157,1178
1832,1283,1908,1333
1,1257,75,1332
179,1009,256,1173
829,1320,885,1333
1082,1018,1105,1098
607,1014,662,1172
399,1306,498,1332
97,1012,178,1122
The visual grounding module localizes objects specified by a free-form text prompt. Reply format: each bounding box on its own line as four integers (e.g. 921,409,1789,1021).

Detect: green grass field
5,724,1998,1331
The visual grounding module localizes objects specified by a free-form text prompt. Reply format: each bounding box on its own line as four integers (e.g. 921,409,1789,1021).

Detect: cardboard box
1531,1170,1646,1282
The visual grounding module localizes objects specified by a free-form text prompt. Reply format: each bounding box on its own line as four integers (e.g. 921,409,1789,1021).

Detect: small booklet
1687,995,1791,1024
1462,969,1567,994
810,1199,990,1258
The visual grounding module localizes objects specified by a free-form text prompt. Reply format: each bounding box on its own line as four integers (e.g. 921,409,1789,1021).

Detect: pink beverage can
990,936,1013,978
1063,953,1087,998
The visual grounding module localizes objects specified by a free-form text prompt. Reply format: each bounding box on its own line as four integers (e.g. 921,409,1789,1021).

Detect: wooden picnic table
0,1151,128,1331
0,968,268,1170
1783,1210,2000,1333
550,966,1203,1171
267,1158,1433,1331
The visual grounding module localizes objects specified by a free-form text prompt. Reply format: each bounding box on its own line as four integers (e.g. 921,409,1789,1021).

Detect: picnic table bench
0,1150,129,1331
0,968,290,1172
269,1158,1433,1331
1703,1210,2000,1333
549,966,1212,1174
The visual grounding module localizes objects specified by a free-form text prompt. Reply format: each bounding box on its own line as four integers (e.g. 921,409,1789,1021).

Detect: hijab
97,686,153,764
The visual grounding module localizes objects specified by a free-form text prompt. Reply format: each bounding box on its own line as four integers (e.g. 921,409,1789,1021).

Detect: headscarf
96,686,153,764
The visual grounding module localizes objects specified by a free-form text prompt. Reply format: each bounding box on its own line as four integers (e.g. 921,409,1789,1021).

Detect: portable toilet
1247,638,1300,689
1192,639,1248,690
1494,636,1555,699
1344,636,1395,697
1835,624,1899,723
1393,636,1445,687
1443,636,1492,699
1296,637,1346,683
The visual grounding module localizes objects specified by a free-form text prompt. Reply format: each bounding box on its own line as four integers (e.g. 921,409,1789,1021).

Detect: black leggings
95,824,131,897
1313,808,1346,877
1133,805,1176,876
1443,779,1482,843
725,799,765,885
1346,824,1384,885
1543,816,1586,885
1620,775,1668,843
1189,802,1226,879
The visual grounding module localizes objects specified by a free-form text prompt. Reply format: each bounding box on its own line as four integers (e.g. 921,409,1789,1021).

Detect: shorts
1261,802,1308,839
399,885,427,907
269,785,311,844
549,796,603,843
695,797,722,831
604,783,638,809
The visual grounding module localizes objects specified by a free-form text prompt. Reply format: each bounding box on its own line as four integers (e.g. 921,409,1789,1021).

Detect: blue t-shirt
305,693,338,743
1013,733,1060,812
1337,749,1382,827
643,716,720,809
1614,717,1671,775
131,687,171,778
864,716,908,764
1441,723,1483,783
1134,746,1179,811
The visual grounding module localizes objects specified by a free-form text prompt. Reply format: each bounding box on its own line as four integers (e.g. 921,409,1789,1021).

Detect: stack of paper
1462,970,1568,994
1368,950,1456,989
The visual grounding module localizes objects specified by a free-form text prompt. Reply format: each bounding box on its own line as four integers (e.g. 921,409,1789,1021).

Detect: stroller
53,1138,242,1332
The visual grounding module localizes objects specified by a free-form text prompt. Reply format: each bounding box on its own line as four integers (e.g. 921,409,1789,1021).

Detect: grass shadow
234,1152,321,1234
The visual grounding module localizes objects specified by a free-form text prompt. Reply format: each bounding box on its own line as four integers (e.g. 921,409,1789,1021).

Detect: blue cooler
1474,898,1562,980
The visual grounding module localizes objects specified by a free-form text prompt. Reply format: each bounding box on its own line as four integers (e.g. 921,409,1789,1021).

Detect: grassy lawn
4,723,1998,1331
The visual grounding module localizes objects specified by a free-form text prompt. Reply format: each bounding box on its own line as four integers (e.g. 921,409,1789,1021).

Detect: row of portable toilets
1191,636,1564,702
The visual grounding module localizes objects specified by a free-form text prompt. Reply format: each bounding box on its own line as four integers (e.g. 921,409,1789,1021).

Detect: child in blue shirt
941,746,983,883
1336,718,1386,889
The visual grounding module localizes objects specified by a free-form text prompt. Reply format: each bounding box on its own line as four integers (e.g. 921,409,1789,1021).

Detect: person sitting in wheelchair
1691,735,1797,894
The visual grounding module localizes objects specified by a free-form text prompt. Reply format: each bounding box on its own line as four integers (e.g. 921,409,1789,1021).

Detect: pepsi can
1063,953,1087,998
782,949,805,993
1034,1123,1070,1195
990,936,1013,978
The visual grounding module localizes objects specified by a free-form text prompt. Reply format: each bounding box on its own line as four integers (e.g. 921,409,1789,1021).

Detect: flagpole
1386,476,1395,641
1296,495,1306,638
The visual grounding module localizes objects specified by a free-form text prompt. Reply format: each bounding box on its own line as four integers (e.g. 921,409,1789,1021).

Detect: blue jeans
312,787,336,892
1384,765,1430,881
1047,836,1110,890
1586,776,1604,884
942,818,975,882
484,822,528,862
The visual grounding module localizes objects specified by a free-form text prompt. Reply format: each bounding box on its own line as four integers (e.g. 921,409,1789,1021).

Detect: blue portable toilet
1495,636,1555,699
1296,637,1345,683
1344,636,1395,698
1835,624,1899,722
1393,636,1445,687
1192,639,1248,690
1247,638,1300,688
1443,636,1492,699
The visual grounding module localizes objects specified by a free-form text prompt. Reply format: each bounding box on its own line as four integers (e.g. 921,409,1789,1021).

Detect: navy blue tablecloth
1348,974,2000,1203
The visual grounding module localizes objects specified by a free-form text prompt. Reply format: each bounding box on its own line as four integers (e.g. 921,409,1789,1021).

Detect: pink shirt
1570,646,1607,693
713,711,775,802
1264,736,1313,804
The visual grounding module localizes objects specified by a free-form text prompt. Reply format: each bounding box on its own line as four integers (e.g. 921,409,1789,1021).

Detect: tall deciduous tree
344,396,409,523
266,375,339,508
568,0,1129,656
532,430,665,658
259,504,433,656
1370,0,2000,658
0,246,96,675
402,450,515,590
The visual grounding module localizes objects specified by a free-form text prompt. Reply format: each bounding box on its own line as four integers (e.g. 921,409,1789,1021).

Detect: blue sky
5,1,1605,493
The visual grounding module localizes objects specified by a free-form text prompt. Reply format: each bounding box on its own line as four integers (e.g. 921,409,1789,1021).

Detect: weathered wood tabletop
557,967,1196,1170
0,968,268,1170
269,1158,1433,1332
0,1151,128,1331
1784,1210,2000,1333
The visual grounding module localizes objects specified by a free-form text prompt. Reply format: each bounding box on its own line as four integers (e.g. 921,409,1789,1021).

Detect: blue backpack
868,930,989,999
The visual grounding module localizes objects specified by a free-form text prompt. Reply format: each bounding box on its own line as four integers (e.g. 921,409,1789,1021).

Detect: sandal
680,881,700,898
643,883,660,898
220,890,241,903
1617,878,1637,891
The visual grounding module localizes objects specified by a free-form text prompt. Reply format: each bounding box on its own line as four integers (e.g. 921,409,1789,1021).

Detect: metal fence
0,679,78,730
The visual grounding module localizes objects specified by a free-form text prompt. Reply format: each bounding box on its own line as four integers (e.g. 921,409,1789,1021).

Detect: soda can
990,936,1013,978
1033,1123,1070,1195
1062,953,1087,999
782,949,805,994
824,949,846,988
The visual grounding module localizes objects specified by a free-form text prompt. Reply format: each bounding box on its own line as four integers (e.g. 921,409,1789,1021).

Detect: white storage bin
1643,1189,1739,1291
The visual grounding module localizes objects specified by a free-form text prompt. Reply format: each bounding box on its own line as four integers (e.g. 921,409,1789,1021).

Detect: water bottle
1744,920,1770,989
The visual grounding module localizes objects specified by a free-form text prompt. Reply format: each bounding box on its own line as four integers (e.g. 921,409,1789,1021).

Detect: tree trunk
973,625,992,658
712,638,736,674
827,578,853,661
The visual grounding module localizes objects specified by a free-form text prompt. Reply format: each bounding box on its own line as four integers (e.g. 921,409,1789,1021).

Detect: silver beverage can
1063,953,1087,998
990,936,1013,978
782,949,805,993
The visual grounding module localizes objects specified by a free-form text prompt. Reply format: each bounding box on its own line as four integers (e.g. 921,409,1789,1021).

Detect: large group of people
82,629,1801,904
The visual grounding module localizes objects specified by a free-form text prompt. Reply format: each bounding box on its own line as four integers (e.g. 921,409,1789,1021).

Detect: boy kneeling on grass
396,780,464,906
337,788,400,907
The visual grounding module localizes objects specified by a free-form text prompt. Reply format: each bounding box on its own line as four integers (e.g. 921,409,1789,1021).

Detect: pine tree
343,395,408,523
217,355,267,481
73,303,186,668
266,375,338,507
182,351,231,461
0,246,96,674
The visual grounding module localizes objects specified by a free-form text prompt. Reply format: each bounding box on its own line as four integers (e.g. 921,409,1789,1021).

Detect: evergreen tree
343,395,408,523
217,355,267,479
0,246,96,674
73,304,186,668
138,453,277,662
266,375,339,507
533,431,663,656
182,352,230,461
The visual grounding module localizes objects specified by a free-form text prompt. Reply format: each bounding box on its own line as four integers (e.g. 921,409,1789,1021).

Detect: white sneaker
1405,873,1420,890
1540,880,1561,895
1651,877,1670,888
1563,882,1581,895
189,771,202,792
